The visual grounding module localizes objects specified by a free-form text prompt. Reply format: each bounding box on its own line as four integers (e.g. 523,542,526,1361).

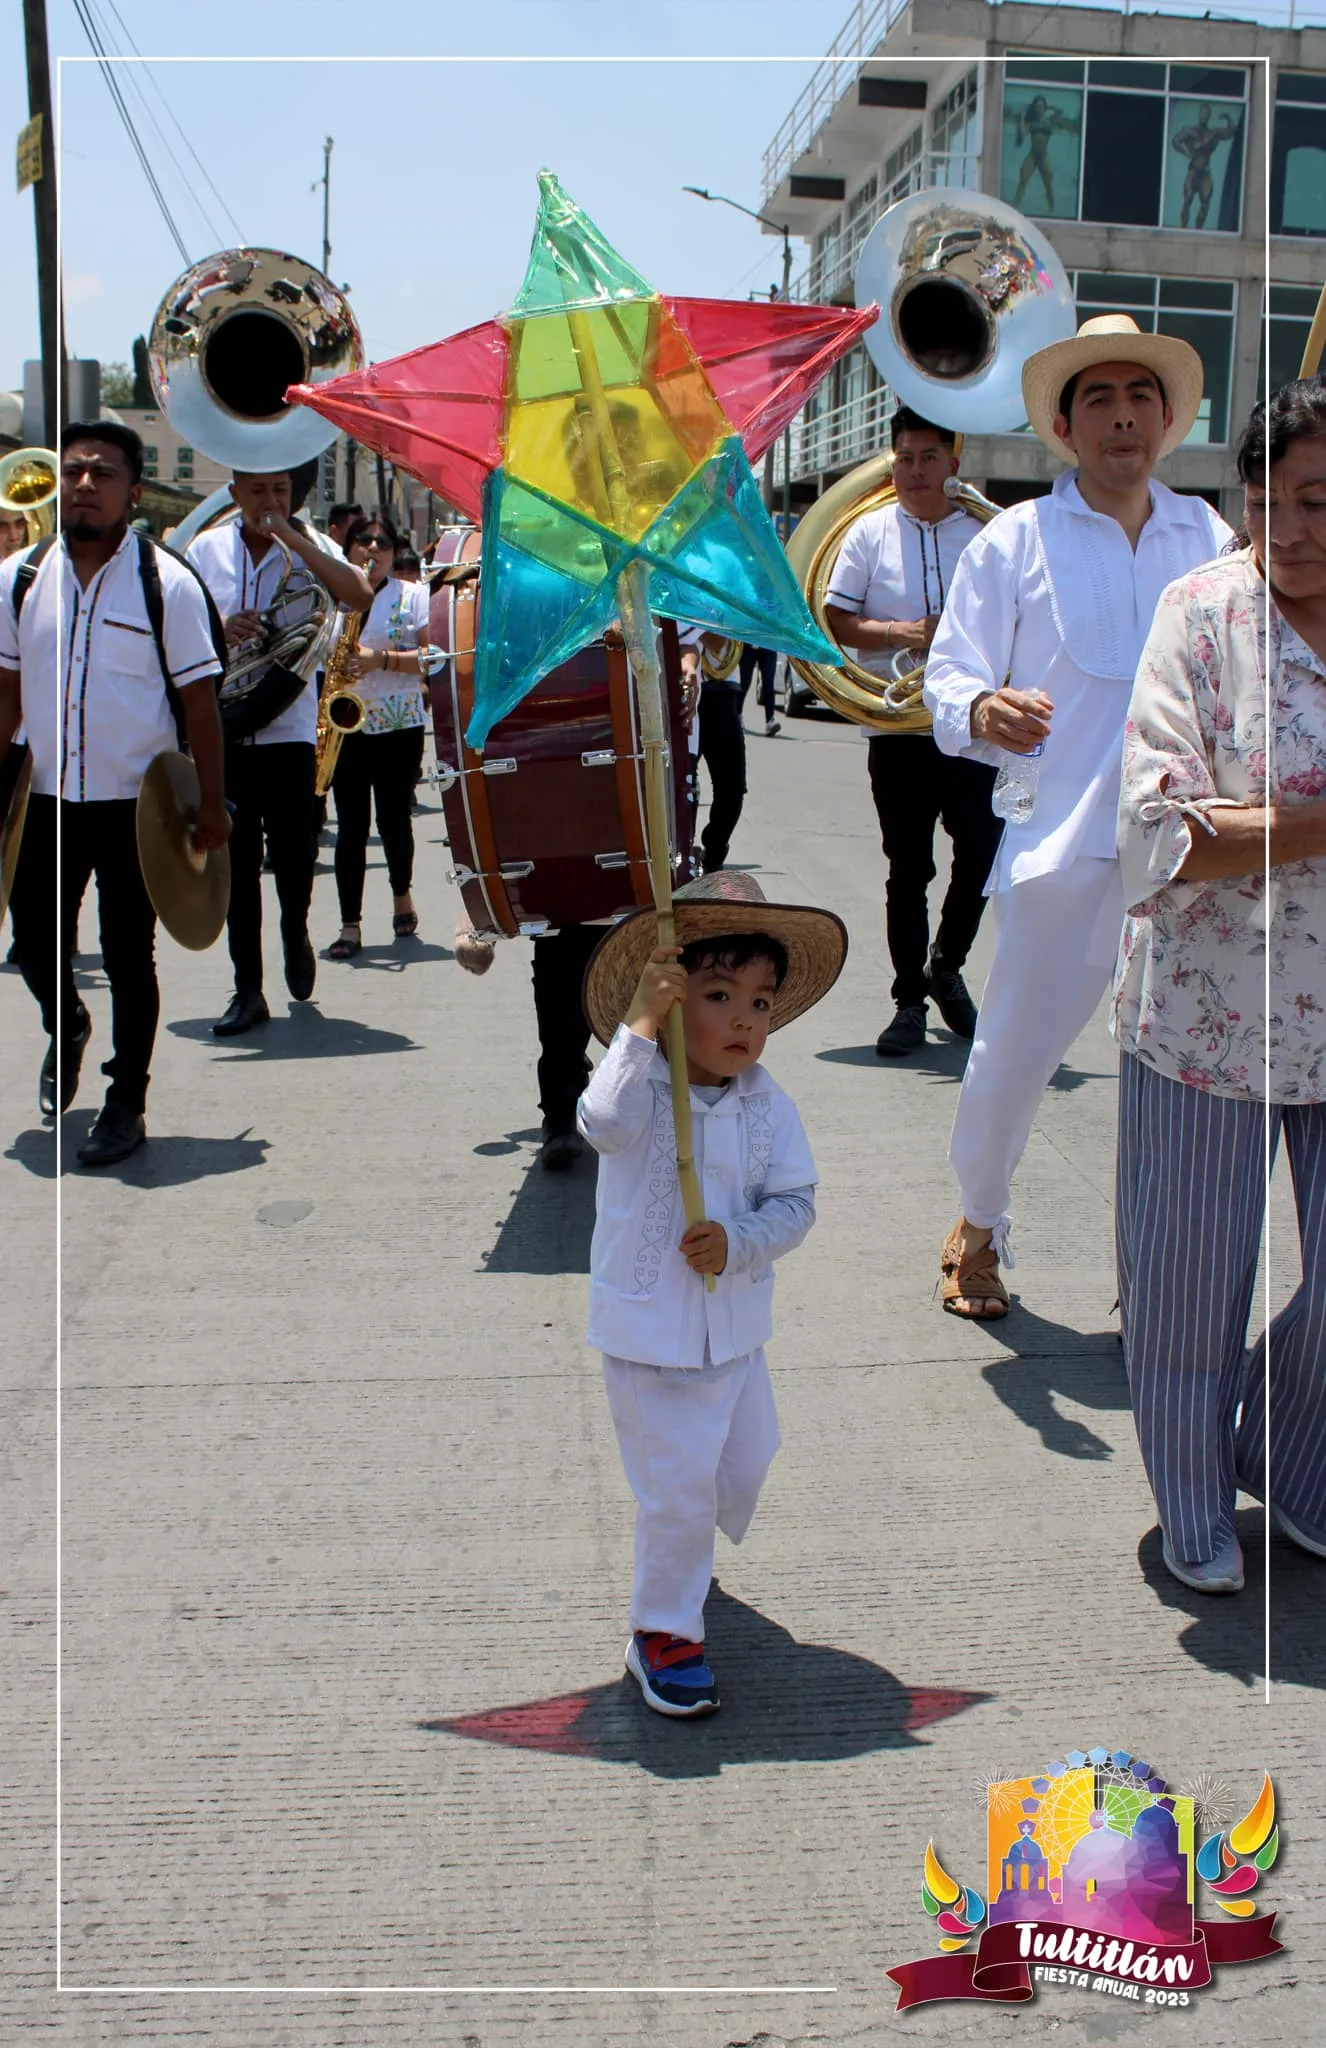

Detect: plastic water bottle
991,743,1044,825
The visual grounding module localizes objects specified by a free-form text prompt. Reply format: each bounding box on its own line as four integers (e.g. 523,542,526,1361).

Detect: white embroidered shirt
577,1027,817,1368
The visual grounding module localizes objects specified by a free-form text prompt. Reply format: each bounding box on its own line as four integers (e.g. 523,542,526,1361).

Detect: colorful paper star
290,171,877,747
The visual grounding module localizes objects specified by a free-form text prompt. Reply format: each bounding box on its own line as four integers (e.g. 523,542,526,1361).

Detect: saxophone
314,609,368,796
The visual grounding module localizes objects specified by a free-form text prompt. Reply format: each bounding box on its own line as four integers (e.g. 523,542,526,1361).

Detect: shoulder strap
12,534,57,621
136,532,228,747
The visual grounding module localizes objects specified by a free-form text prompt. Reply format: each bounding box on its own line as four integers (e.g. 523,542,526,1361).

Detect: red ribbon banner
887,1913,1281,2011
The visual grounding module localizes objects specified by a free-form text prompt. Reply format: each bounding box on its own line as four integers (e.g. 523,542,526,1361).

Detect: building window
176,443,194,480
1271,73,1326,236
1072,273,1236,443
810,211,843,301
142,445,159,479
931,68,980,187
1261,284,1322,392
1001,60,1247,232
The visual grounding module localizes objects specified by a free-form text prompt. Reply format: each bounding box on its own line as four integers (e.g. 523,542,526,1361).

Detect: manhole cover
257,1200,313,1227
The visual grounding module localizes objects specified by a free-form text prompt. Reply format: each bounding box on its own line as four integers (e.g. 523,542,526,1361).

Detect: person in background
738,643,780,738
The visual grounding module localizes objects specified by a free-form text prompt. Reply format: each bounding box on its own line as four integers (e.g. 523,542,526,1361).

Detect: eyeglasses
357,534,393,549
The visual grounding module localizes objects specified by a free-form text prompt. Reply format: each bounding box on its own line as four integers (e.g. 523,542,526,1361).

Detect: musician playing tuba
823,406,1000,1059
0,421,229,1167
186,468,372,1038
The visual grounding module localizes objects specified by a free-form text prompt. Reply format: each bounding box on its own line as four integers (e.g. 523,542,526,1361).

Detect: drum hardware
519,920,551,937
595,851,631,870
582,749,616,768
499,860,535,880
481,757,518,776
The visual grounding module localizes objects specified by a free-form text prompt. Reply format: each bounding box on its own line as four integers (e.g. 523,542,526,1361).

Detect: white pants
602,1349,781,1643
948,858,1124,1241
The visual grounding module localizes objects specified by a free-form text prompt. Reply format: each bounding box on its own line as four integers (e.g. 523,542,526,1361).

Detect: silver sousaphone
788,188,1076,731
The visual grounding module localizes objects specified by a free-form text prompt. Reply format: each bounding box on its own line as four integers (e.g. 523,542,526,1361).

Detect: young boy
578,871,847,1716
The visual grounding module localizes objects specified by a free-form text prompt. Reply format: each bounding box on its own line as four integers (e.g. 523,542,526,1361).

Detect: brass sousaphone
788,189,1076,732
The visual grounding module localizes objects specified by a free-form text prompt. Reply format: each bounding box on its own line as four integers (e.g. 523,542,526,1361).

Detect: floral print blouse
1113,548,1326,1104
356,577,432,735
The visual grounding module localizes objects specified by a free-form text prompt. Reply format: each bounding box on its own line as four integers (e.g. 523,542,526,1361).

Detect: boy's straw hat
1021,314,1204,462
582,869,848,1048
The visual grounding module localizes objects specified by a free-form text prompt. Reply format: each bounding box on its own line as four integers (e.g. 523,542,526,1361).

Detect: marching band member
923,316,1232,1318
326,513,431,958
1115,380,1326,1590
0,505,33,965
188,468,371,1037
0,422,228,1166
0,509,32,559
825,406,997,1056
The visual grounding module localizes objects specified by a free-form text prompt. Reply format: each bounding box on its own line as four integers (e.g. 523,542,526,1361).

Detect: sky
2,0,863,394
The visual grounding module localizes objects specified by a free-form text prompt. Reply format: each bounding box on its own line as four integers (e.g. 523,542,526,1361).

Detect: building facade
113,406,230,499
761,0,1326,516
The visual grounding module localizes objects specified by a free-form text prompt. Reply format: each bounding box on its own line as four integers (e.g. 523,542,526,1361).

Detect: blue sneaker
625,1631,720,1717
1161,1530,1244,1594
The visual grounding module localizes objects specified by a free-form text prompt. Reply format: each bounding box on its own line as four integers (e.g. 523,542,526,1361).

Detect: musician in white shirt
923,317,1231,1318
0,421,227,1165
825,407,998,1056
188,469,371,1038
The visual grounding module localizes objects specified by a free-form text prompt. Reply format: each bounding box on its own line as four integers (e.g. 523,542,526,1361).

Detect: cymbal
0,746,33,925
135,751,230,950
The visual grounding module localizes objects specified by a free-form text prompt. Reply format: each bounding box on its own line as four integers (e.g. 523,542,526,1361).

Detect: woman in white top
328,513,432,959
1115,379,1326,1593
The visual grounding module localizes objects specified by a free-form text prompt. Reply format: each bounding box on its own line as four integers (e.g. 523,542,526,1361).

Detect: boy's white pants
602,1348,780,1644
948,858,1125,1239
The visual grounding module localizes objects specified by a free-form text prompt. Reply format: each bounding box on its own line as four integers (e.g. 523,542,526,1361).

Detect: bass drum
428,527,695,939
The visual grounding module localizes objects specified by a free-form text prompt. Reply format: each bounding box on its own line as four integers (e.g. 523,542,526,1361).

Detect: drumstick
564,310,714,1289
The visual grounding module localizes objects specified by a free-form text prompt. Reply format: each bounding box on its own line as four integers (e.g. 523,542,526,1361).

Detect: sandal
329,923,362,961
392,910,419,938
940,1221,1010,1320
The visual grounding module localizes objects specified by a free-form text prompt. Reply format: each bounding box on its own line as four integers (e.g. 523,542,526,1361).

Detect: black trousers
697,685,746,873
331,726,424,922
225,739,316,996
739,643,778,722
19,792,159,1115
867,732,1003,1009
531,922,604,1135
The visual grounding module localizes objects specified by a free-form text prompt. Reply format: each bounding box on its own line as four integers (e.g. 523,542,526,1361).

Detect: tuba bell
146,247,365,705
0,447,58,541
789,188,1075,730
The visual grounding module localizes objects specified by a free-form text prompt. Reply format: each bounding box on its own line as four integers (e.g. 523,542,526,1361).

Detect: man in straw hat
578,870,846,1715
922,315,1232,1318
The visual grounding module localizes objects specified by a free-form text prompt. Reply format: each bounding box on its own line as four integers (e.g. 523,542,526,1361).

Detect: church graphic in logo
887,1748,1283,2011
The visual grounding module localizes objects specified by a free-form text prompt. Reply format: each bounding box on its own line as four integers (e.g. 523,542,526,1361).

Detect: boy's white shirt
578,1025,817,1369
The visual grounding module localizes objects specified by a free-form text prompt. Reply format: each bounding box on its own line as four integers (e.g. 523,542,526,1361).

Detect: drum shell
428,532,694,938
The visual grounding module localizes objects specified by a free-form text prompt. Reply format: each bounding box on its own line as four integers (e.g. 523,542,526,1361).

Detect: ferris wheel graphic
1017,1750,1169,1869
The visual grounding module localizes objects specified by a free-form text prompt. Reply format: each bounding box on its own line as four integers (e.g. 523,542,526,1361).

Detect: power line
98,0,244,246
70,0,191,266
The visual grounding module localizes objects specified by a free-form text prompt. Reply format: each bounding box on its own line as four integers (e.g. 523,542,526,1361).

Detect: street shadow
817,1038,970,1080
481,1146,598,1275
167,1007,422,1061
1139,1516,1326,1692
979,1304,1130,1462
6,1118,270,1185
420,1584,992,1780
473,1127,545,1158
320,940,454,974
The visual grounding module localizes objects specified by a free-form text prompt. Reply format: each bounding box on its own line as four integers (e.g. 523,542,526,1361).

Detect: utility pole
22,0,60,443
318,136,333,273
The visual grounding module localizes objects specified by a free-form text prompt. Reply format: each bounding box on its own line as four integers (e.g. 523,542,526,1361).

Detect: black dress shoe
875,1004,927,1057
540,1128,586,1172
76,1102,146,1168
925,953,978,1039
39,1010,92,1116
284,933,317,1001
212,989,271,1038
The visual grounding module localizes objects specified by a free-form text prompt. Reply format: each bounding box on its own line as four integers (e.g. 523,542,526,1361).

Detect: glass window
1272,75,1326,236
1260,283,1322,392
1071,273,1236,444
1001,62,1246,231
142,444,159,479
931,68,980,186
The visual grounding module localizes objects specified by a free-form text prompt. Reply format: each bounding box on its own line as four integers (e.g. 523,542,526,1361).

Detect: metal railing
791,146,982,301
772,383,897,485
761,0,1326,205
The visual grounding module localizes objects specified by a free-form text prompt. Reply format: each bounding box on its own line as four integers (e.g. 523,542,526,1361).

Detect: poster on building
1164,97,1243,231
1000,83,1083,220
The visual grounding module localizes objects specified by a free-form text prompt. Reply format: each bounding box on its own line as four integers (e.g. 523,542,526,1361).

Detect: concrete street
3,706,1321,2047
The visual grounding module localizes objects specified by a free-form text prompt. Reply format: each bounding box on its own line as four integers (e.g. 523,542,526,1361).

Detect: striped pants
1116,1051,1326,1562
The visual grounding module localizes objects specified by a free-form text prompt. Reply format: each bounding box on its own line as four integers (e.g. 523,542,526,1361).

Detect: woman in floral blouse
328,513,433,960
1114,379,1326,1593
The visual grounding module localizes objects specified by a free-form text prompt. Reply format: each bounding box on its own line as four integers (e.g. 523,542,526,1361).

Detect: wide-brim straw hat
1022,314,1204,462
582,869,848,1048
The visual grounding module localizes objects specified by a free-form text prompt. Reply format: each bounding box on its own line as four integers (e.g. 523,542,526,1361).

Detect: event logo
887,1749,1282,2010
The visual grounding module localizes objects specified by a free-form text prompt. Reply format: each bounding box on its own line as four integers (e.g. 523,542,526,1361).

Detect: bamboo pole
564,308,712,1284
1300,279,1326,379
